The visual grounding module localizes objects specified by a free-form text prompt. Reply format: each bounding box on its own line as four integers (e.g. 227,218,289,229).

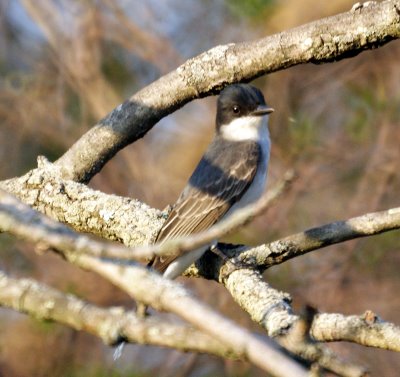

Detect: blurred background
0,0,399,376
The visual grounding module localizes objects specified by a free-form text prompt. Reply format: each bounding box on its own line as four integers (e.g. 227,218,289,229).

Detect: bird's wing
150,139,260,273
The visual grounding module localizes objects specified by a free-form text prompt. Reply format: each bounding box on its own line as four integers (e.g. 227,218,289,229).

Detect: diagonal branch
237,207,400,270
0,166,163,248
187,207,400,283
0,170,292,262
1,185,376,375
71,255,308,377
2,174,400,270
219,267,367,377
0,187,157,261
0,270,239,358
47,0,400,183
0,191,307,377
1,3,399,375
311,311,400,352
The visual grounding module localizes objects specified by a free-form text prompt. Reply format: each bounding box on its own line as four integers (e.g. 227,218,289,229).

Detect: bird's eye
232,105,240,114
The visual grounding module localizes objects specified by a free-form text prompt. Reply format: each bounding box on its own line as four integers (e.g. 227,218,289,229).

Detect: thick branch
0,171,291,262
0,270,238,358
219,267,367,377
219,269,354,376
3,167,400,269
50,0,400,182
238,207,400,270
0,189,307,377
311,311,400,352
0,187,158,261
3,173,397,375
0,166,163,247
64,255,308,377
0,3,398,375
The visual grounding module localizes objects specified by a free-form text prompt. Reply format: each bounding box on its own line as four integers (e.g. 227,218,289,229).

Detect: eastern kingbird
150,84,274,279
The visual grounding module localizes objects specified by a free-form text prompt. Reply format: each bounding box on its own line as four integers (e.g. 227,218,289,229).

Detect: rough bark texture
223,268,296,337
66,255,308,377
311,312,400,351
0,270,238,357
1,2,400,376
1,165,163,246
51,0,400,183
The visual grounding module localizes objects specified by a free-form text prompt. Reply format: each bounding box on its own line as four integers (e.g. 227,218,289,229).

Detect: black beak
252,105,274,116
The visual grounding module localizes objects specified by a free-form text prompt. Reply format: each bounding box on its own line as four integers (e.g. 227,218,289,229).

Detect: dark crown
216,84,267,128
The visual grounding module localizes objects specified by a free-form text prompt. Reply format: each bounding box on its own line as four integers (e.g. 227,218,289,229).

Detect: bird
149,83,274,279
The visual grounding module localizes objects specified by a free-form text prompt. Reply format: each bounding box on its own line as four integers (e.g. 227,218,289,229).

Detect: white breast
163,115,271,279
224,117,271,216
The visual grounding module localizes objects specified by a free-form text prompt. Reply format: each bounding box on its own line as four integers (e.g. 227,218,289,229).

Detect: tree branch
311,311,400,352
57,255,308,377
236,207,400,270
1,2,399,375
43,0,400,182
0,170,292,262
3,166,400,270
3,184,396,374
0,187,157,261
0,270,240,358
4,174,397,375
0,165,163,247
0,189,307,377
218,268,367,377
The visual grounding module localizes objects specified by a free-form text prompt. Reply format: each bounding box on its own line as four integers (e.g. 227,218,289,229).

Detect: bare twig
0,270,238,358
0,170,292,262
311,311,400,352
132,169,295,261
0,190,307,377
63,255,308,377
221,268,367,377
231,207,400,270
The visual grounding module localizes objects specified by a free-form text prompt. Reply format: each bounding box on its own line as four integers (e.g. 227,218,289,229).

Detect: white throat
220,114,271,218
219,115,269,142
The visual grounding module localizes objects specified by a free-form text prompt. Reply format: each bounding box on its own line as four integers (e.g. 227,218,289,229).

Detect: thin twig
231,207,400,270
221,267,368,377
71,254,308,377
311,312,400,352
0,270,239,357
0,171,294,262
0,189,307,376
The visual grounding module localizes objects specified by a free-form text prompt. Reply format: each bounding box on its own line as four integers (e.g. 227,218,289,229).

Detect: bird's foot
136,302,150,318
209,244,249,279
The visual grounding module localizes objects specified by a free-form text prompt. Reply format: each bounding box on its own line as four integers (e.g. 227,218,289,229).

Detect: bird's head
216,84,274,141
